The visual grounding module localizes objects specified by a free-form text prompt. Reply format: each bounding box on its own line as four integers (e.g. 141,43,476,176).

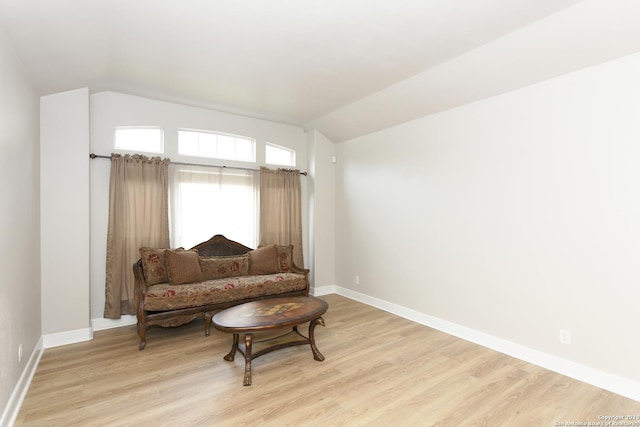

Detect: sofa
133,234,310,350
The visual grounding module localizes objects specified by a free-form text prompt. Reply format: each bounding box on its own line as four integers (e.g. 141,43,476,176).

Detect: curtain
259,167,304,267
169,164,258,249
104,154,170,318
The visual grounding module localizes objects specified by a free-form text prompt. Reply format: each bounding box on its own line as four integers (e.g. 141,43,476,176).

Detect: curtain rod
89,153,307,176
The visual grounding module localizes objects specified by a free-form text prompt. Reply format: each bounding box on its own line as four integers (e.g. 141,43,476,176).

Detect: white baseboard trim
42,327,93,349
310,285,336,296
0,336,44,427
333,286,640,402
91,315,137,331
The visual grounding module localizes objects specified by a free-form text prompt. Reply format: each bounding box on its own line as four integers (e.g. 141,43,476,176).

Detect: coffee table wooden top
212,296,328,333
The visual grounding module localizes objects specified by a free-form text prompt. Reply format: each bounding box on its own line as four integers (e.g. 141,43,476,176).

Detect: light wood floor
16,294,640,426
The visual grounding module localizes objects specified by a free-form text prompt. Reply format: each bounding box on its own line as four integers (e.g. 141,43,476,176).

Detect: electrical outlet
18,344,23,362
559,329,571,344
354,275,360,284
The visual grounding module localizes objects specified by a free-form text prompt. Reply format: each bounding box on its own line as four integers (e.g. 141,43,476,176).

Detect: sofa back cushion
139,247,170,285
248,244,280,275
276,245,294,272
199,254,249,280
166,249,203,285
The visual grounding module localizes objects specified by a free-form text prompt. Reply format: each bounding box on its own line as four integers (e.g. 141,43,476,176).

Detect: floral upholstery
139,247,169,285
199,254,249,280
276,245,293,272
144,273,307,311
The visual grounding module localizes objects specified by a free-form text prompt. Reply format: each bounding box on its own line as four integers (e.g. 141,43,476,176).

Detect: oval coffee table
211,296,328,386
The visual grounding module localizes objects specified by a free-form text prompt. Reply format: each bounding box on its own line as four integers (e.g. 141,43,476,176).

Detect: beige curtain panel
259,167,304,268
104,154,170,319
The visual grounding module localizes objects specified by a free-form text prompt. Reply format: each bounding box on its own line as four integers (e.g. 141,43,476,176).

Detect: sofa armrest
291,264,310,295
291,264,309,275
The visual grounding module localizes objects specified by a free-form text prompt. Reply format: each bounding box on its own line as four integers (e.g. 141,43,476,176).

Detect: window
178,130,255,162
169,165,258,249
265,143,296,167
114,127,164,153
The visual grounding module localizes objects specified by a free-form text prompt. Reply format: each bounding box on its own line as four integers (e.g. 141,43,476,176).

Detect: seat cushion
144,273,307,311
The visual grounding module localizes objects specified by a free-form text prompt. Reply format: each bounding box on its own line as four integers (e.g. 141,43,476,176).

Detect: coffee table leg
309,317,325,361
243,334,253,386
224,334,238,361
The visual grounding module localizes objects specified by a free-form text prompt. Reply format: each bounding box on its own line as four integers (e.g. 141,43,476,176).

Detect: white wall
0,34,41,423
89,92,309,322
335,50,640,395
307,130,336,291
40,88,91,340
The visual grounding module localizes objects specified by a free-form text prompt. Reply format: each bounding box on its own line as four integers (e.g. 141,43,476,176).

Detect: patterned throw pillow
166,249,203,285
276,245,294,272
248,244,280,275
139,247,169,285
199,254,249,280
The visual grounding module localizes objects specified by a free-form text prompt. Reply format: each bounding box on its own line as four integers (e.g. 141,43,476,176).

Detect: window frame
265,142,296,167
177,128,256,163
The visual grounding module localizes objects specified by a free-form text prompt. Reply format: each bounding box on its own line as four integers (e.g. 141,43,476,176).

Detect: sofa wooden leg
204,312,212,337
137,324,147,351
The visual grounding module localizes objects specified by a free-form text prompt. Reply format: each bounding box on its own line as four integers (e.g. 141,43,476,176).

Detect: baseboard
333,286,640,402
0,336,44,427
42,327,93,349
91,315,137,331
310,285,336,296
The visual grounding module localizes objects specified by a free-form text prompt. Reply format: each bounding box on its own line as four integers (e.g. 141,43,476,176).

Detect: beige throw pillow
248,244,280,275
166,249,203,285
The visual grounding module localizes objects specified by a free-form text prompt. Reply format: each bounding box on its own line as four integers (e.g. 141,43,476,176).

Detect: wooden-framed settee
133,234,310,350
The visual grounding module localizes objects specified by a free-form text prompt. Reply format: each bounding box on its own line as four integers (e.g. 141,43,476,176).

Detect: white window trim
265,142,296,167
178,128,256,162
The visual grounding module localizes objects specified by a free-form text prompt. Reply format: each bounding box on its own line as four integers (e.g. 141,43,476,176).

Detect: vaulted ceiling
1,0,639,142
